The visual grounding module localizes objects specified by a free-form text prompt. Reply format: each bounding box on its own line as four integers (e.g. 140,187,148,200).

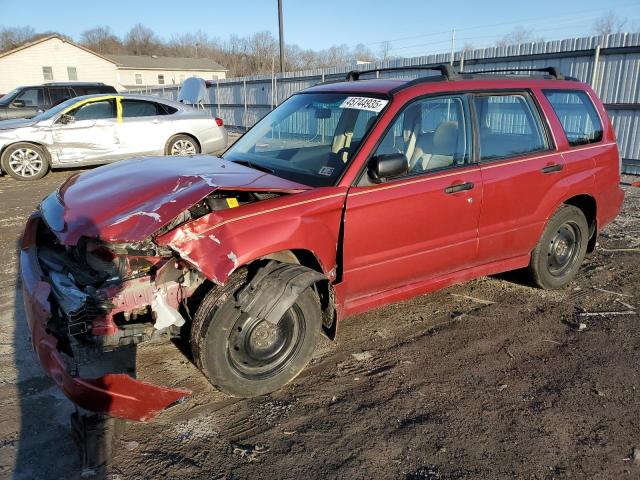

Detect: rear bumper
20,213,190,422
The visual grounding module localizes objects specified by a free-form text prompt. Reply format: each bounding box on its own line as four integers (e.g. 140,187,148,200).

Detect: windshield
32,97,83,121
223,92,388,187
0,88,20,105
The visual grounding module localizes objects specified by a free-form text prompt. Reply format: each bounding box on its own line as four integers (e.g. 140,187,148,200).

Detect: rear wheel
167,135,200,156
191,271,321,397
1,143,49,180
528,205,589,289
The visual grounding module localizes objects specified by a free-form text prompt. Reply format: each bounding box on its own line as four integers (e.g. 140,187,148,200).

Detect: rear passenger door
117,99,168,158
475,91,565,263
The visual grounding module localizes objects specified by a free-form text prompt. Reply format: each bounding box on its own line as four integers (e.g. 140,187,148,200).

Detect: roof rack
345,64,459,82
461,66,565,80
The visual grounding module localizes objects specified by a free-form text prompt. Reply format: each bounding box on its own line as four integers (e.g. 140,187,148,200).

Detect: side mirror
11,99,25,108
59,113,75,125
368,153,408,182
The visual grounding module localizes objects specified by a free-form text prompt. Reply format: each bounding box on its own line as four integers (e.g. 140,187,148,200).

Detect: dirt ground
1,161,639,479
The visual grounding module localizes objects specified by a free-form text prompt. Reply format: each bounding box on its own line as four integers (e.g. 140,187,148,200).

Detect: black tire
166,134,200,156
528,205,589,289
191,271,322,397
1,143,50,180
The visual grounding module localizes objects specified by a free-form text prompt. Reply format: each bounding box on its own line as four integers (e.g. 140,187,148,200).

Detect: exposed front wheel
191,272,321,397
528,205,589,289
167,135,200,156
1,143,50,180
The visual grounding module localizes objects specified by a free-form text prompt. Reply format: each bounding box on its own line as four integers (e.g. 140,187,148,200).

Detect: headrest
433,121,458,154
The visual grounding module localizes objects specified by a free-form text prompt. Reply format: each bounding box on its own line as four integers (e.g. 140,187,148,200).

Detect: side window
373,95,471,175
69,100,115,121
15,88,44,107
49,87,71,107
121,99,160,118
543,90,603,146
474,93,548,161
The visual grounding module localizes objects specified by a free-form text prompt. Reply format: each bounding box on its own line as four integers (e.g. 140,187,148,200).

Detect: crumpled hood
42,155,308,245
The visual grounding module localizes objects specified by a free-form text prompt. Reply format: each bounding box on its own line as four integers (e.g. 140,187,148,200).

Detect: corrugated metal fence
128,32,640,174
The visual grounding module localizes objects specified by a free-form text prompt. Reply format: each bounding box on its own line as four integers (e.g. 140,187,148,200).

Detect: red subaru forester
21,65,623,421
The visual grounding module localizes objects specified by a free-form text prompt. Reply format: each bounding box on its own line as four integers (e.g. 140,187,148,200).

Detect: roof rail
345,64,459,82
462,66,565,80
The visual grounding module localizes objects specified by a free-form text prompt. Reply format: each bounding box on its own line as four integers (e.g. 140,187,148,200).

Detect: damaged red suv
21,65,623,421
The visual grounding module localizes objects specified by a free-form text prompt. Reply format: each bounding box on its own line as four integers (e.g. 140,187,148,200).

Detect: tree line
0,12,630,78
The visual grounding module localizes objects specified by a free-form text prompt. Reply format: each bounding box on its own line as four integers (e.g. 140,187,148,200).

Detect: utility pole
278,0,285,73
450,28,456,65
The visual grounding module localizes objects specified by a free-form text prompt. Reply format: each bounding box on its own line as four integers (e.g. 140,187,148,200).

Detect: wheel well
165,133,201,154
0,141,51,173
564,194,597,252
259,249,337,340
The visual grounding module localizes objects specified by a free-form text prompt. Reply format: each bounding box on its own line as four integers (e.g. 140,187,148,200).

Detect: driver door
52,98,121,164
342,94,482,304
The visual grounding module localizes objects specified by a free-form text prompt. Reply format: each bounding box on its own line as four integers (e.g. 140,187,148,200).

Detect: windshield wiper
232,159,275,174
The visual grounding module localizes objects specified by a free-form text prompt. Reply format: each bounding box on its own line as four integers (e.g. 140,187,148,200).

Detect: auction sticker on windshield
340,96,388,112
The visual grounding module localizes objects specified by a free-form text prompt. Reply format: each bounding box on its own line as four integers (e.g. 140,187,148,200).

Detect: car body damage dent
156,188,348,285
47,155,309,245
21,213,191,421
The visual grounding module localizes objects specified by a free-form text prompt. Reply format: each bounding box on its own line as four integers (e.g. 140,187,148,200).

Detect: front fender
156,188,347,284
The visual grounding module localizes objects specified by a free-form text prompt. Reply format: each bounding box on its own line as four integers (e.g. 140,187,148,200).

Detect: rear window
474,93,548,161
543,90,603,147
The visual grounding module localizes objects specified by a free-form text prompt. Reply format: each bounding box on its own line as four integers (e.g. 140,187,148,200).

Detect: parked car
0,93,227,180
0,82,117,120
21,66,623,421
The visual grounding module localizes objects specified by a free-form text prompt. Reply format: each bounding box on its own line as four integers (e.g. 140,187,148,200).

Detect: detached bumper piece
20,214,190,422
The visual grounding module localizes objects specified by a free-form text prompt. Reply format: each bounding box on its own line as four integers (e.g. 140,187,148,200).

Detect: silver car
0,94,227,180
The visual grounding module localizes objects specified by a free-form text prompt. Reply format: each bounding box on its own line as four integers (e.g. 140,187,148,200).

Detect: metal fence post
591,45,601,90
243,79,248,129
216,80,220,118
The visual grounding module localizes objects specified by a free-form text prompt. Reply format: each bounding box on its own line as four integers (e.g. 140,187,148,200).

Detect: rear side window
121,99,161,117
543,90,603,147
49,87,71,107
474,93,548,161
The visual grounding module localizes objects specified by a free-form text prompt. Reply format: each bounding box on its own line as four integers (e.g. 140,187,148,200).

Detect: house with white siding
0,35,227,93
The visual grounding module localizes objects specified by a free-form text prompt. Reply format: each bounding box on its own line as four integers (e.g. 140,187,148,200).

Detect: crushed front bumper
20,213,191,422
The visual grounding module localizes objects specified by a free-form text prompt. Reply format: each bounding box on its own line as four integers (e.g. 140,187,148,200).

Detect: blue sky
0,0,638,56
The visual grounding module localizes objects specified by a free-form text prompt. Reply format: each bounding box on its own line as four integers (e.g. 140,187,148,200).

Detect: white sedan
0,94,227,180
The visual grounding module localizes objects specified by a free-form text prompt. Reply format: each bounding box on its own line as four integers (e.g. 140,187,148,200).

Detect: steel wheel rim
547,221,580,276
227,305,305,379
170,139,196,156
8,148,43,177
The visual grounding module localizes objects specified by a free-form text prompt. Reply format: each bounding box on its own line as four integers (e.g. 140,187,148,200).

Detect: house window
135,73,143,85
67,67,78,81
42,66,53,81
157,74,165,85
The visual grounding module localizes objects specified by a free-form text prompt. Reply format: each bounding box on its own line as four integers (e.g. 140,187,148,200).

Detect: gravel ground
0,156,639,479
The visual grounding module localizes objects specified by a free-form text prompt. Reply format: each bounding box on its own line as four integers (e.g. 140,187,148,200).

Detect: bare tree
496,26,538,47
378,41,391,61
124,24,161,55
592,11,627,36
80,26,123,54
0,26,36,53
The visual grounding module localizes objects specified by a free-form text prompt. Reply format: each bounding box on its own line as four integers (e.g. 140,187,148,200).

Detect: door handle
541,163,563,174
444,182,474,194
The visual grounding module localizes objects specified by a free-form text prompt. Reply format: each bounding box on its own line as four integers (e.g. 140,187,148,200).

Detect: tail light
215,117,223,127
